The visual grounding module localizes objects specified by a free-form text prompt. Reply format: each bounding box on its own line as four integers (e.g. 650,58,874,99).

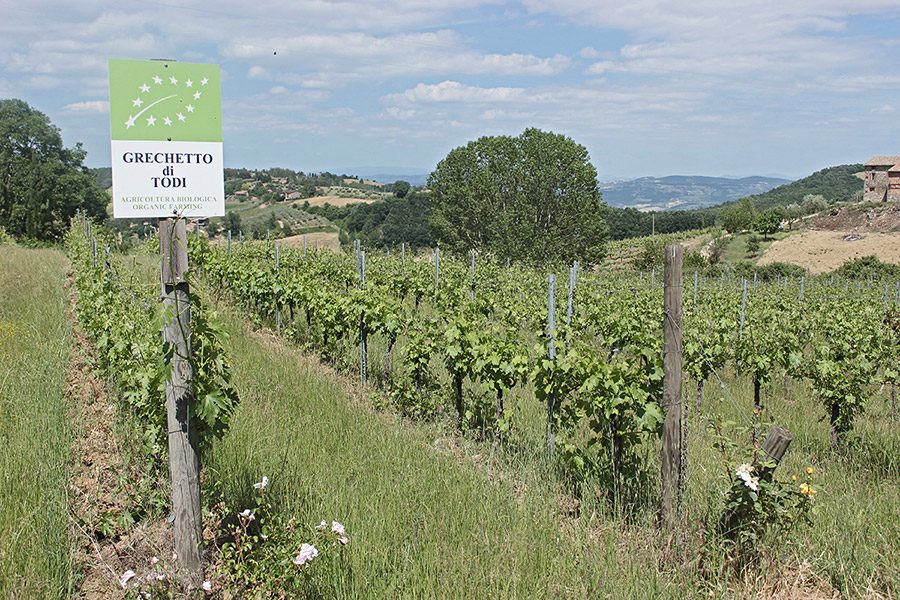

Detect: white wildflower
119,570,136,588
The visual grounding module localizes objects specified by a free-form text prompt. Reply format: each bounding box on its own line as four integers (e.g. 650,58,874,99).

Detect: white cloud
62,100,109,113
391,81,526,104
248,66,271,80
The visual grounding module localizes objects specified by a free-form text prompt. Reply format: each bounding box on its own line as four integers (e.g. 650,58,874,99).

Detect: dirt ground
293,195,382,208
280,230,341,250
758,230,900,274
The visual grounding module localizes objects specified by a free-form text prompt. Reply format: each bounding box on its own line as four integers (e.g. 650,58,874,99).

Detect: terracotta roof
865,155,900,167
889,165,900,173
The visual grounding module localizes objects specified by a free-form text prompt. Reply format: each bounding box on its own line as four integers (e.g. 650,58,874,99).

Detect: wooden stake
661,244,683,525
159,219,202,586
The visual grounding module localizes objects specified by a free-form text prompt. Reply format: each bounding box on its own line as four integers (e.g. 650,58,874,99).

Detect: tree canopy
0,99,107,240
427,128,608,266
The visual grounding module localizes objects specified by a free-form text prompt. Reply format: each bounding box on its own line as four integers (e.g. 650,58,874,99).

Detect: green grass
80,243,900,598
212,290,900,598
722,230,791,264
206,301,688,599
686,373,900,597
0,246,74,599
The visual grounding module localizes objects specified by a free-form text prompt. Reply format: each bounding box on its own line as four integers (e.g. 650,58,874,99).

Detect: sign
109,59,224,218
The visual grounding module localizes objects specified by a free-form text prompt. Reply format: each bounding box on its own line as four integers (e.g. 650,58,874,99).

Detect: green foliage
632,236,667,271
732,261,805,281
214,478,350,596
720,197,756,233
753,208,783,239
428,128,608,266
801,193,828,215
707,232,729,265
0,99,107,240
306,191,434,249
731,164,862,213
66,220,239,458
710,423,817,566
605,207,712,240
833,255,900,280
224,210,243,234
392,179,410,198
745,234,760,257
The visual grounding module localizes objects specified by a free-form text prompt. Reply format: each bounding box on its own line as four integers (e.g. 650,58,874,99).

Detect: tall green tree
0,99,107,240
719,197,756,233
427,128,608,266
392,180,411,198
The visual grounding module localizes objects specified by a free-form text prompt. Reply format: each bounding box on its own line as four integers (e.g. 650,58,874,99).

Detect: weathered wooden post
661,244,683,525
159,218,202,586
760,425,792,466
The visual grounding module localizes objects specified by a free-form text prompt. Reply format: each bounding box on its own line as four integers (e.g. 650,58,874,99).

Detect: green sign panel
109,58,224,218
109,59,221,142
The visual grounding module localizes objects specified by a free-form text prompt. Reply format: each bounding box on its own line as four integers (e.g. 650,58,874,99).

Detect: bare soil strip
758,230,900,274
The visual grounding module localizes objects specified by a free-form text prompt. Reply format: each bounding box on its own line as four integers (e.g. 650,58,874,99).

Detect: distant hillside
599,175,790,211
728,164,864,212
364,173,429,186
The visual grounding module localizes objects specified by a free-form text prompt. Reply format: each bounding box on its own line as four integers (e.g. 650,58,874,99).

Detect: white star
185,79,193,87
193,91,201,100
146,115,156,126
201,77,208,86
153,75,163,84
132,98,144,107
186,104,195,113
177,112,186,122
125,115,136,129
169,76,178,85
139,84,150,93
164,116,172,126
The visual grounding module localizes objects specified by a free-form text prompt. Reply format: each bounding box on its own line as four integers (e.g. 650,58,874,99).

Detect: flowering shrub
214,476,350,595
719,460,816,549
710,423,819,567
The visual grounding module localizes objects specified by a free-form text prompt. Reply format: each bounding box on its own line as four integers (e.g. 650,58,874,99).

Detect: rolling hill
599,175,791,211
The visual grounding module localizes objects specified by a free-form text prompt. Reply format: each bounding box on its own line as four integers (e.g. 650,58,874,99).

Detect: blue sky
3,0,900,180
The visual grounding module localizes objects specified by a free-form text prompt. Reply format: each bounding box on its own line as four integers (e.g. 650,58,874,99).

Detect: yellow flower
791,475,797,482
800,483,816,496
806,467,814,475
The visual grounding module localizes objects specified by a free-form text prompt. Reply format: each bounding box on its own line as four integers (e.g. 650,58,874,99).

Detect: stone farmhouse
863,156,900,202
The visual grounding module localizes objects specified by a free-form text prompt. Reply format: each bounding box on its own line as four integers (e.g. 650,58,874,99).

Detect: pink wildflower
292,543,319,566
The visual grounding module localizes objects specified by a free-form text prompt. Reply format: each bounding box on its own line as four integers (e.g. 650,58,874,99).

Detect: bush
833,255,900,280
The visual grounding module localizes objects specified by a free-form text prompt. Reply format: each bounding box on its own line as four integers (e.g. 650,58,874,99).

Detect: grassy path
207,302,684,599
0,247,74,599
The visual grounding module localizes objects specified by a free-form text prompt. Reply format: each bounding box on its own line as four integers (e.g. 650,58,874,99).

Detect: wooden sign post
160,218,202,585
661,244,683,525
